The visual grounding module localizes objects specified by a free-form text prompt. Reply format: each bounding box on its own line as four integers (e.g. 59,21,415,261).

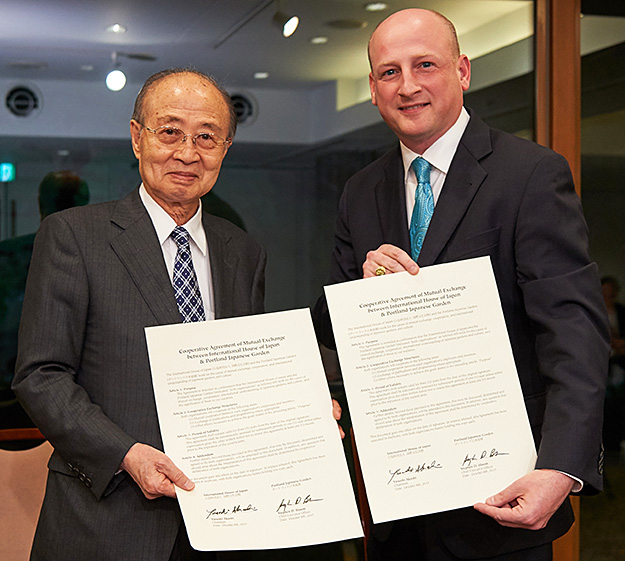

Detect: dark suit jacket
314,111,609,558
13,188,266,561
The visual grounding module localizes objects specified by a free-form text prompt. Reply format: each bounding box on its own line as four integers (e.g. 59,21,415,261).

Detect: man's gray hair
132,68,238,139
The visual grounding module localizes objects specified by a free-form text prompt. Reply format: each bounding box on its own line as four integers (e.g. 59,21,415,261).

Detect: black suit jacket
14,188,266,561
314,112,609,558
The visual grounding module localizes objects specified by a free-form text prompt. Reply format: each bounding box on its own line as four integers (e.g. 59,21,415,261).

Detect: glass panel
0,3,540,559
0,0,536,514
579,7,625,559
1,2,538,425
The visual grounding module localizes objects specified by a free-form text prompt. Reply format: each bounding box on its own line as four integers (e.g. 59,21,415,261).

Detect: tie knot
412,157,431,184
170,226,190,247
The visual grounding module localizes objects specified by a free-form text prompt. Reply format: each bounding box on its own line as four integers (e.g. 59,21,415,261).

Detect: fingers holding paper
473,469,575,530
362,244,419,278
332,399,345,439
121,442,194,500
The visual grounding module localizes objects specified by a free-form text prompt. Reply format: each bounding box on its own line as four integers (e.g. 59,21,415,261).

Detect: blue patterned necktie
409,157,434,262
170,226,206,323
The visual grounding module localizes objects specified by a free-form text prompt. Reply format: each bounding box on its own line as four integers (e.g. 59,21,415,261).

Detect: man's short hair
132,68,238,139
38,170,89,219
601,276,621,291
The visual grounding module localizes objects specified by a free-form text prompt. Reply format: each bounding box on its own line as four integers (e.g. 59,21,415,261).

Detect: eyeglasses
140,124,232,152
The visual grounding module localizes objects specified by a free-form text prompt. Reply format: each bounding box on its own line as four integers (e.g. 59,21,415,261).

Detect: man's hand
363,244,419,278
120,442,194,500
473,469,575,530
332,399,345,439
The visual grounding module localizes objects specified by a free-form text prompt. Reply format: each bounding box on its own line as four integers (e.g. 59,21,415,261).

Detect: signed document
145,309,362,550
324,257,537,523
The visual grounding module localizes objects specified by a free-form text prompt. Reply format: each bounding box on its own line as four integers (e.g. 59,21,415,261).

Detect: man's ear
130,120,142,159
457,55,471,92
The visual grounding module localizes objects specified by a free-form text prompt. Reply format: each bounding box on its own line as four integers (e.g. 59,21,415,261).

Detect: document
324,257,537,524
145,309,363,550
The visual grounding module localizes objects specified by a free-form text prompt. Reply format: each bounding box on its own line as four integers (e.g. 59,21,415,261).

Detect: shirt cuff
557,470,583,493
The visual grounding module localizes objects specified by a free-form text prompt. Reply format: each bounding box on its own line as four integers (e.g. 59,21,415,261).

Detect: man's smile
399,102,430,112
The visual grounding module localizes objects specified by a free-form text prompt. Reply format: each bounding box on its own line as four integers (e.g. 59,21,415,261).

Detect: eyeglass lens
153,127,222,150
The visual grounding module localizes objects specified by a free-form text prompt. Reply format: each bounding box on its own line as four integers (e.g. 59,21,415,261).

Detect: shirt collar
400,107,470,178
139,184,207,256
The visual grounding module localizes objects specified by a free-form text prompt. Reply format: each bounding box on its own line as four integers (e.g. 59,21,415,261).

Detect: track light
106,69,126,91
105,52,126,91
211,0,299,48
273,9,299,37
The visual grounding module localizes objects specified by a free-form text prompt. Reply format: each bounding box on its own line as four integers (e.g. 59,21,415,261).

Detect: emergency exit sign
0,163,15,182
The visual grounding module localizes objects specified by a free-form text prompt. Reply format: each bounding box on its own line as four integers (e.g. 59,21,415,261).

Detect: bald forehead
368,9,460,67
145,73,221,106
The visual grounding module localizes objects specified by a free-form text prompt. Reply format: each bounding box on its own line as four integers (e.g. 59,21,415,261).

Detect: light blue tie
171,226,206,323
409,157,434,262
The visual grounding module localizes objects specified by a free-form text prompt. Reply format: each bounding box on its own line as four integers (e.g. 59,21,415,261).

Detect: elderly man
314,9,609,561
14,69,265,560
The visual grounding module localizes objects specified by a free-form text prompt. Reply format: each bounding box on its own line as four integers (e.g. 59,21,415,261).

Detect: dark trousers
367,516,552,561
169,523,217,561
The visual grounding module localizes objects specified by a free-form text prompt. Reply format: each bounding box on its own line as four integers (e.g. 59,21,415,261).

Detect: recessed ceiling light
365,2,388,11
310,36,328,45
106,23,127,34
254,72,269,80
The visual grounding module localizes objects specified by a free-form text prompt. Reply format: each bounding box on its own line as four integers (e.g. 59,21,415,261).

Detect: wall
0,78,381,144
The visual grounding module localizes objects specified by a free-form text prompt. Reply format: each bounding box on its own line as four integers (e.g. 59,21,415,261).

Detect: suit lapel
376,148,411,253
203,214,235,319
418,112,492,266
109,189,181,325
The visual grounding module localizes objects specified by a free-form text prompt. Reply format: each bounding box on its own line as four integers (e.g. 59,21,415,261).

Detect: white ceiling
1,0,533,90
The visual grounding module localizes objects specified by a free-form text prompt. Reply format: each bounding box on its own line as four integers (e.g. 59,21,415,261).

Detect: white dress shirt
139,184,215,320
401,107,470,226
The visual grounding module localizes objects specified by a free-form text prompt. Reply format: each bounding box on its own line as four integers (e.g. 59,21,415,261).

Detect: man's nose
398,70,421,96
174,137,200,161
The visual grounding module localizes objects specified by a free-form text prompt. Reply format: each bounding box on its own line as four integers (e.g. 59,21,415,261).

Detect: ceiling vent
6,86,40,117
231,94,256,126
